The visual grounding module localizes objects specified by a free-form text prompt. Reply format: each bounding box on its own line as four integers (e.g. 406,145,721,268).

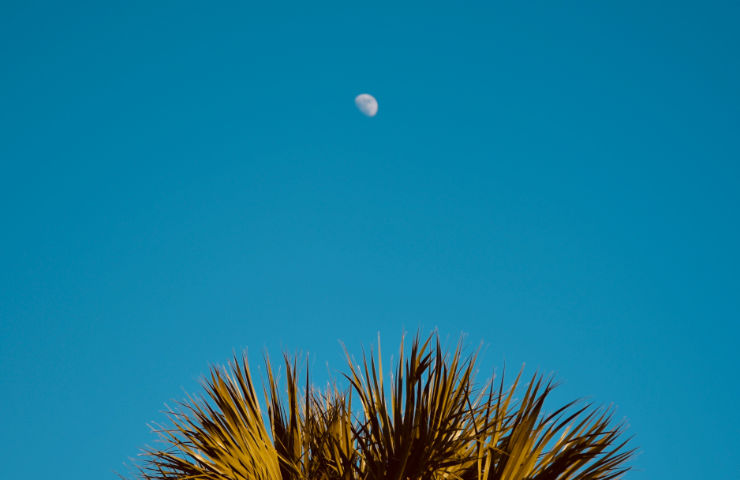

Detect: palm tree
135,333,633,480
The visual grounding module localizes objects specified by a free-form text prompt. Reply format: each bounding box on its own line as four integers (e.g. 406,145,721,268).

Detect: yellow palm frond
140,354,281,480
134,332,633,480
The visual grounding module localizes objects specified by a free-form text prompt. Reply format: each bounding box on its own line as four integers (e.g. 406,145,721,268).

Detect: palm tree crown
136,333,633,480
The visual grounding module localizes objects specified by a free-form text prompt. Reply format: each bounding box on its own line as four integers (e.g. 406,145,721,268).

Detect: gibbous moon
355,93,378,117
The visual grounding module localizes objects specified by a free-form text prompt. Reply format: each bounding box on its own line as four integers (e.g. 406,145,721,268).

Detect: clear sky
1,1,738,479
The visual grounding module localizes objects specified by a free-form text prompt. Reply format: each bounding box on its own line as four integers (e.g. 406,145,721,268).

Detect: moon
355,93,378,117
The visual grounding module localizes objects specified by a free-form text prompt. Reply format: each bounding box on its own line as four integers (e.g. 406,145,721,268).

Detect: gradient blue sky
1,1,738,479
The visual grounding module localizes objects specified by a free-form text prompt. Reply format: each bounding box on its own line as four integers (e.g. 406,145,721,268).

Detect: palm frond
139,354,281,480
265,354,306,480
343,333,481,480
134,332,634,480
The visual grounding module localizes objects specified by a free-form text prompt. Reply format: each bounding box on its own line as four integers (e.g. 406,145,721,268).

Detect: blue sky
1,1,738,478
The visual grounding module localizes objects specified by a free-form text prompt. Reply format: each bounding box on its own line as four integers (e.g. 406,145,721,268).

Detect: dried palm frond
134,332,633,480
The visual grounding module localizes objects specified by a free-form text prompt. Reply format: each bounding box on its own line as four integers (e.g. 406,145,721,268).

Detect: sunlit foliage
136,333,633,480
